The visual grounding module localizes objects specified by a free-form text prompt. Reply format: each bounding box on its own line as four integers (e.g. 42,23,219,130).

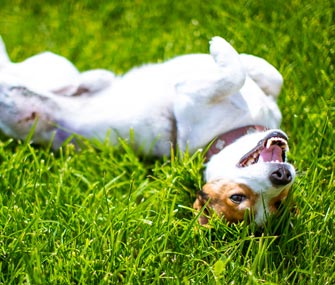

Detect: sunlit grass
0,0,334,283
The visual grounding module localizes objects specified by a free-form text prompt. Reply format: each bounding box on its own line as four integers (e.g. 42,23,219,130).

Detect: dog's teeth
266,137,289,152
246,158,254,166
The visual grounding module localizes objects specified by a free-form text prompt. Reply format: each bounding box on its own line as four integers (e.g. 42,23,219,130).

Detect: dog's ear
193,190,210,225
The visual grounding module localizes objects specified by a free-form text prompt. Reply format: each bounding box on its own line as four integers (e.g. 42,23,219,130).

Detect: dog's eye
230,194,247,204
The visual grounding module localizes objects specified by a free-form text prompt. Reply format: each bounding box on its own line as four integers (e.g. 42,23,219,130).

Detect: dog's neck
205,125,268,160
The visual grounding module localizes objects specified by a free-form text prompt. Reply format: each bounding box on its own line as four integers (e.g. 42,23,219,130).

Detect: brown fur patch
193,180,259,224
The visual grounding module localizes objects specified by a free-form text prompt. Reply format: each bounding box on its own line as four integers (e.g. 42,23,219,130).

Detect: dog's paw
239,54,283,98
207,36,246,94
209,36,240,66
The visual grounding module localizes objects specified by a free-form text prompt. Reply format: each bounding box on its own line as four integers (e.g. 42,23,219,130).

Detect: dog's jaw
197,129,295,225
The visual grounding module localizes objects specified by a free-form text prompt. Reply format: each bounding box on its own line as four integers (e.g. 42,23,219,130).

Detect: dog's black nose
270,165,292,186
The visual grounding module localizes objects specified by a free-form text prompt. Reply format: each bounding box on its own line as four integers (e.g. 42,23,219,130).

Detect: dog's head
194,129,295,225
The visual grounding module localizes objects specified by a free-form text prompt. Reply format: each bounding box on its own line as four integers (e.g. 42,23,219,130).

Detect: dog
0,36,295,225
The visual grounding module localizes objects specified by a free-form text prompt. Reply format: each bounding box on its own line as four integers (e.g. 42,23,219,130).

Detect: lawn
0,0,334,283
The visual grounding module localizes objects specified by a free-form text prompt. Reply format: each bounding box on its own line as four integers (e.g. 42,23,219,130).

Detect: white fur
0,36,283,155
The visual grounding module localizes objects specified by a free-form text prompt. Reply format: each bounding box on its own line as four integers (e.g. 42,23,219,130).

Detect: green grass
0,0,334,283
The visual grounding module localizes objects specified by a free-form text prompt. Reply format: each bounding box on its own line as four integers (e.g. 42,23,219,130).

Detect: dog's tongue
260,145,283,162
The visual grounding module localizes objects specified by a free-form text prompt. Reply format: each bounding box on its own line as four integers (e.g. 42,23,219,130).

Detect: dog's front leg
173,37,246,152
174,37,245,104
239,54,283,98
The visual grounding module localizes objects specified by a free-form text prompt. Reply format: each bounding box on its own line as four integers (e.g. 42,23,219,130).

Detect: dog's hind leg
0,85,68,146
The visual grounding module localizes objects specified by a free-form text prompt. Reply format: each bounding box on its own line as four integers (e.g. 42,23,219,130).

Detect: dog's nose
270,165,292,186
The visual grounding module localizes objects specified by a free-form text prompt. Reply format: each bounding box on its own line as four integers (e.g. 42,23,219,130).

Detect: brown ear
193,190,210,225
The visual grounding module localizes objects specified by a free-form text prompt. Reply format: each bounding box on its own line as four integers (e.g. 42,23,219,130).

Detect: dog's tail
0,36,11,68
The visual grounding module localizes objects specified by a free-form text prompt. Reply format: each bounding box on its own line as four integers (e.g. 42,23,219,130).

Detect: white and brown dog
0,36,295,225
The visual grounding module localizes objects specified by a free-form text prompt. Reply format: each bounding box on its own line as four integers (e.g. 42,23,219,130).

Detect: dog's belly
62,55,219,154
62,81,177,155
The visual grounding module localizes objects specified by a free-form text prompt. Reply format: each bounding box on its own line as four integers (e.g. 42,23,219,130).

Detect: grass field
0,0,334,283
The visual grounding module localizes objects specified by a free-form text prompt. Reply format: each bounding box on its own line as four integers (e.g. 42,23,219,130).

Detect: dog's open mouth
238,131,289,168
